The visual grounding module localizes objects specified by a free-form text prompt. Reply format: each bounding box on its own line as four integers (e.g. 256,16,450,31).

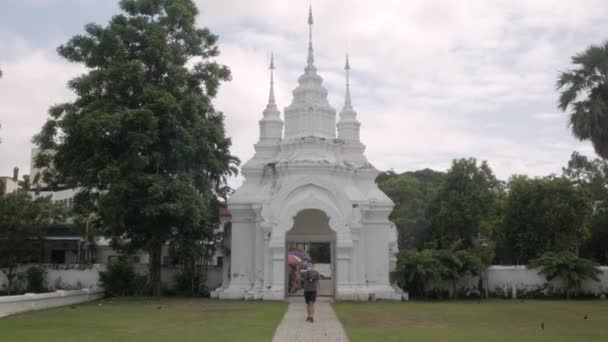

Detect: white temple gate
216,7,403,301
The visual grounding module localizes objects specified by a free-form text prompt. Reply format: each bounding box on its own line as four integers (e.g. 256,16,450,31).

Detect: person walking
303,263,320,323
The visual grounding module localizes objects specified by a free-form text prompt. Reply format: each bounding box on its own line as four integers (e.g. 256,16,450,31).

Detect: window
162,256,172,265
51,250,66,264
107,255,121,263
132,256,141,263
216,256,223,267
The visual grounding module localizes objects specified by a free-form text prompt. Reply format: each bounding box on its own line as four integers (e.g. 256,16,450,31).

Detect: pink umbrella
289,250,311,262
288,254,302,265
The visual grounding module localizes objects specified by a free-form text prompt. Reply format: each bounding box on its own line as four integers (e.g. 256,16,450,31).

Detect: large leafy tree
563,151,608,202
563,151,608,263
34,0,238,295
428,158,503,249
377,169,443,250
557,41,608,159
501,176,591,264
0,190,62,294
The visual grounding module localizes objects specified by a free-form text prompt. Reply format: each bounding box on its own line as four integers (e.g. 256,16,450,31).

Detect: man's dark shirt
303,269,320,292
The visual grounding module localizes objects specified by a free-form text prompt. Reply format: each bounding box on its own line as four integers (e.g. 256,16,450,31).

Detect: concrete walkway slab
272,301,349,342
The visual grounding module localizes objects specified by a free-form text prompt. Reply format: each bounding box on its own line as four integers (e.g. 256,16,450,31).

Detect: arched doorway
285,209,336,298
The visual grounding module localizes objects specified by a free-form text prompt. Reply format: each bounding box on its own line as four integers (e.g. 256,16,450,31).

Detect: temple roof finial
270,51,275,71
307,5,314,69
268,52,276,105
345,54,352,107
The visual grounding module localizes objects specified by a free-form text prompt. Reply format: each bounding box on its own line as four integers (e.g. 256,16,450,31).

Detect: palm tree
557,41,608,159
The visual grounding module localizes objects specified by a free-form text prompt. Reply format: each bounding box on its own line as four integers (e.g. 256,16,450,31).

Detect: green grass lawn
0,297,287,342
334,300,608,342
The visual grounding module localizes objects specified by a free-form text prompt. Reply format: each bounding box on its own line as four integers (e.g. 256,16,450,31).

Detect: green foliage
377,169,443,250
33,0,238,295
395,249,442,297
582,209,608,264
174,268,210,297
0,190,61,294
562,152,608,264
99,259,147,297
428,158,503,250
169,196,220,296
395,248,482,298
563,151,608,202
501,176,592,264
557,41,608,159
530,251,601,298
25,266,47,293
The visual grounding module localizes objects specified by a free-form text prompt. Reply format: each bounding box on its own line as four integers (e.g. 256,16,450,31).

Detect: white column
219,209,255,299
335,239,354,300
262,225,287,300
263,233,271,289
253,222,265,296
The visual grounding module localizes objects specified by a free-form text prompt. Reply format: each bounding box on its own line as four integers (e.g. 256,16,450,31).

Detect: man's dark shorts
304,291,317,304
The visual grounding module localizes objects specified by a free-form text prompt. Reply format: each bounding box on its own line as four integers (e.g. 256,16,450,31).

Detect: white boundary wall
0,288,104,318
1,264,223,292
1,265,104,292
427,266,608,298
486,265,608,297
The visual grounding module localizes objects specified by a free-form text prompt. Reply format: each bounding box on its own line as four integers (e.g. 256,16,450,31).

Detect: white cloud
0,34,82,177
533,112,563,121
2,0,607,185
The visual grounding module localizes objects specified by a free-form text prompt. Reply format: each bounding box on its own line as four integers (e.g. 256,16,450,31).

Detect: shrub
530,251,601,299
26,266,47,293
396,248,482,299
174,268,210,297
99,259,147,296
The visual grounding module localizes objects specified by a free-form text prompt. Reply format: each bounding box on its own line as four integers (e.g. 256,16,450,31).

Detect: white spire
257,52,283,144
344,54,352,107
338,53,361,143
283,5,336,141
306,5,315,71
268,52,276,105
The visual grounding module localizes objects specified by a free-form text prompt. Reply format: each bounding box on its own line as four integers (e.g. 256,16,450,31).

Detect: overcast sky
1,0,606,186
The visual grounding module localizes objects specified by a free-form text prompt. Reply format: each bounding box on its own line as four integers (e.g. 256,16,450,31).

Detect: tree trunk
148,245,162,296
478,272,484,298
6,267,15,295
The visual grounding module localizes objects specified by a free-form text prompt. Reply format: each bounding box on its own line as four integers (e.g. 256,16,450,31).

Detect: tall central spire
283,5,336,141
306,5,315,70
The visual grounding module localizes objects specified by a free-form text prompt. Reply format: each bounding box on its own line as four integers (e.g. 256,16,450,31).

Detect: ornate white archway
266,176,353,245
261,179,354,299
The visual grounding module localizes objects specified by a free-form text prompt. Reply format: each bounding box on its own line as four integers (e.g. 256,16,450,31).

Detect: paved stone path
272,299,349,342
